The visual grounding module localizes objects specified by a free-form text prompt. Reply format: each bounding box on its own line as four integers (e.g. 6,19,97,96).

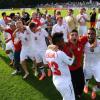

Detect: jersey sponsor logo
46,53,55,58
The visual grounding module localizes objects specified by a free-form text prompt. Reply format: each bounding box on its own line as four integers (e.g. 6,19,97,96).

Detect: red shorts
90,22,96,28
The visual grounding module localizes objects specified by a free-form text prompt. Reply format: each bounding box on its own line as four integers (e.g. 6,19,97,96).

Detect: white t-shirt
40,18,47,29
84,40,100,67
64,15,77,32
52,23,69,42
45,49,74,80
96,14,100,29
77,13,88,25
0,19,6,27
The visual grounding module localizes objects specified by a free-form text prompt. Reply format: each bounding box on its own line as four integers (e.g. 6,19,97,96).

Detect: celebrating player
45,43,75,100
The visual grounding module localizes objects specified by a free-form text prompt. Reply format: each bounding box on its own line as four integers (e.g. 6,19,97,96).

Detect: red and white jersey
45,49,74,80
4,32,11,41
52,23,69,42
30,28,48,51
16,29,32,49
84,39,100,67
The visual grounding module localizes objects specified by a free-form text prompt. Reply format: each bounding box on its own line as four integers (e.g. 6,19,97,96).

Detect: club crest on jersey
25,37,28,41
69,58,72,61
35,37,37,40
77,48,80,51
90,48,94,52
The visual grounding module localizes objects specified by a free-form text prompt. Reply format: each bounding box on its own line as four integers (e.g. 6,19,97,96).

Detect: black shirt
90,12,96,22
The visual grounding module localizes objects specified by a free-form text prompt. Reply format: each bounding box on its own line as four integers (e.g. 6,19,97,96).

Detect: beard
88,38,95,44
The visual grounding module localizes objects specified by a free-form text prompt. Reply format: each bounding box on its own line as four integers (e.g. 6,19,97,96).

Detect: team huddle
0,7,100,100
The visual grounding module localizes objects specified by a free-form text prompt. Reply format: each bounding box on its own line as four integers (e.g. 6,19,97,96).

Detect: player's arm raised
60,51,75,66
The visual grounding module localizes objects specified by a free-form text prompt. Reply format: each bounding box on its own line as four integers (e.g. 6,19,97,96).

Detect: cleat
23,73,29,79
11,70,21,75
32,67,38,77
39,73,46,80
47,69,52,77
84,85,89,94
91,91,96,100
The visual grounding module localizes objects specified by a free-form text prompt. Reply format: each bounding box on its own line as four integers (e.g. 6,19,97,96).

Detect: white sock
85,79,89,87
93,86,100,92
39,66,45,74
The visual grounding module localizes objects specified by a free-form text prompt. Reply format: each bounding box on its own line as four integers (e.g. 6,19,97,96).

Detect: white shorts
78,26,87,36
53,77,75,100
35,50,47,64
6,41,14,51
20,48,35,62
96,21,100,29
83,64,100,82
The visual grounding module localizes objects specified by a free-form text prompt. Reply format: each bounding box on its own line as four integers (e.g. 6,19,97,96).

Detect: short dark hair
9,13,15,19
56,11,61,15
2,12,6,17
29,22,36,29
88,27,96,33
93,8,95,10
71,29,78,33
52,33,63,45
68,9,73,12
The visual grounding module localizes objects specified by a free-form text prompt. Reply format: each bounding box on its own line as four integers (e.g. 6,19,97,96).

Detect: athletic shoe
47,69,52,77
39,73,46,80
23,73,29,79
91,91,96,100
32,67,38,77
11,70,21,75
84,85,89,94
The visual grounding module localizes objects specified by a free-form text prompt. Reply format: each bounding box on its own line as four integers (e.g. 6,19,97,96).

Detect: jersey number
48,62,61,76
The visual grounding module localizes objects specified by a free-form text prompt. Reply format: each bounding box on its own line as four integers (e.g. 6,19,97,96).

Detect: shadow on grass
23,61,62,100
24,74,62,100
23,61,100,100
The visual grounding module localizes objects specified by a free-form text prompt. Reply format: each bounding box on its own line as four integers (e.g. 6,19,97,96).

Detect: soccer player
28,22,52,80
0,21,22,74
0,22,14,66
83,28,100,99
45,43,75,100
14,20,35,79
52,30,88,100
